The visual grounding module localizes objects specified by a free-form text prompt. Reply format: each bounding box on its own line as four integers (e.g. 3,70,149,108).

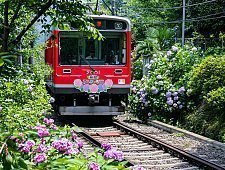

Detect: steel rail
113,120,225,170
77,131,134,167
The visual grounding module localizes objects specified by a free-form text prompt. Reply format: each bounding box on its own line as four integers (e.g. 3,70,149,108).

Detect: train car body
45,15,131,116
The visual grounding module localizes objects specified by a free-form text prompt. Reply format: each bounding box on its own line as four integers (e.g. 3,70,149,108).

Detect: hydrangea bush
129,45,201,122
0,118,131,169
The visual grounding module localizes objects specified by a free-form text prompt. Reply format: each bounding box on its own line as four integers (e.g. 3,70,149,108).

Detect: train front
45,15,131,116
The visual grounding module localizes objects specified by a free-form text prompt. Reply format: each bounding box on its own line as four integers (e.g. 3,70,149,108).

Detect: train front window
60,32,126,65
84,32,126,65
59,32,81,65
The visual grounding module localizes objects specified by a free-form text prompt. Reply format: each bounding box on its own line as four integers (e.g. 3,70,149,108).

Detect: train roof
90,15,131,31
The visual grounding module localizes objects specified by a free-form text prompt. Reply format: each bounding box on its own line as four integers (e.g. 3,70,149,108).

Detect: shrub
187,56,225,103
185,56,225,142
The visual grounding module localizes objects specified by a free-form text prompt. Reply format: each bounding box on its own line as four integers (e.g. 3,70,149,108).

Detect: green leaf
0,58,4,67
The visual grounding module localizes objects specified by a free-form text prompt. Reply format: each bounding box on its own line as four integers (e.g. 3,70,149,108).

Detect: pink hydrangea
36,144,48,153
34,153,47,163
52,138,74,152
104,149,124,161
76,140,83,149
37,128,50,138
64,148,79,155
43,118,54,125
89,162,100,170
101,143,112,151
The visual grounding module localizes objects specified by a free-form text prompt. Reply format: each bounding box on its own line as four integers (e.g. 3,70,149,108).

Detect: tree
0,0,98,52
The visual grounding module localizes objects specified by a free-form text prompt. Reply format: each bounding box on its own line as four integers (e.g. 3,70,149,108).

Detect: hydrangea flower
173,103,178,108
27,85,33,92
167,50,172,56
36,144,48,153
178,87,185,93
76,140,83,149
43,118,54,125
89,162,100,170
151,86,158,94
166,99,173,106
38,128,50,138
174,96,179,101
166,92,172,98
64,148,79,155
101,143,112,151
156,75,162,80
172,46,178,52
173,92,178,97
34,153,47,163
23,79,29,85
52,138,74,152
158,81,163,86
192,47,197,51
104,149,124,161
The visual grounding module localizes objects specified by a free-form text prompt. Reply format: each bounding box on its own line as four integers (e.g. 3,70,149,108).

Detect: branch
10,0,53,45
9,1,23,27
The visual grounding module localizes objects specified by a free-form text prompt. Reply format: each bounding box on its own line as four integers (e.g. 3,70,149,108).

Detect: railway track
78,121,225,170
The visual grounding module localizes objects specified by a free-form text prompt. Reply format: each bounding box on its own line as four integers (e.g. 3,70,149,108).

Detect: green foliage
0,50,52,132
132,57,143,80
187,56,225,101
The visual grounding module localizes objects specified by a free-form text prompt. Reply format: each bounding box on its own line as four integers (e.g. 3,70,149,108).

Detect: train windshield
59,32,126,65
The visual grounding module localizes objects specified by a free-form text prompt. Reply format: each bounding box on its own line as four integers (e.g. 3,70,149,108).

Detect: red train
45,15,131,116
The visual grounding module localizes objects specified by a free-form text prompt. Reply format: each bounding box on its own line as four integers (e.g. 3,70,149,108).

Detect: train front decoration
45,15,131,116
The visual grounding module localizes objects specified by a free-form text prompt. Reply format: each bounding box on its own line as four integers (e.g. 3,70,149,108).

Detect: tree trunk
3,1,9,52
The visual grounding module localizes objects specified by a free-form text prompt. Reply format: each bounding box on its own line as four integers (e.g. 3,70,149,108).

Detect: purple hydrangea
43,118,54,125
89,162,100,170
101,143,112,151
151,87,158,94
167,50,172,56
64,148,79,155
174,96,179,101
38,128,50,138
173,92,178,97
36,144,48,153
178,87,185,94
23,79,29,85
166,92,172,98
50,124,58,130
76,140,83,149
52,138,73,152
71,130,77,140
104,149,124,161
27,85,33,92
173,103,178,108
166,99,173,106
172,46,178,52
34,153,47,163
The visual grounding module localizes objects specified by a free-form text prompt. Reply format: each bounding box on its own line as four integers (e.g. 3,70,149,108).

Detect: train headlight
114,22,123,30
